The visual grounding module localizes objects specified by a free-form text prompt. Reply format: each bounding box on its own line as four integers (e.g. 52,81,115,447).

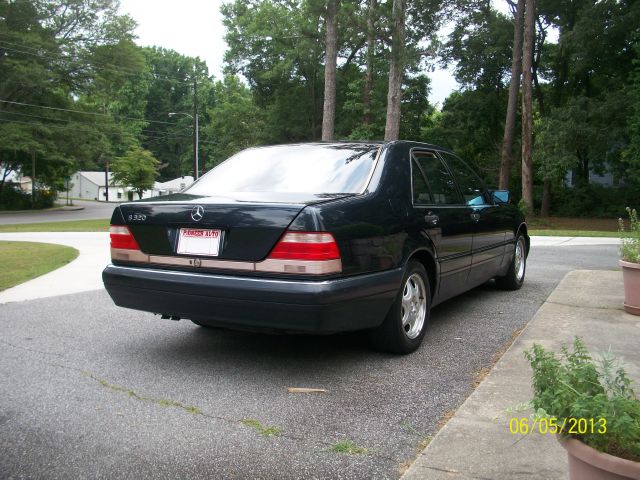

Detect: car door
438,152,507,287
410,149,475,303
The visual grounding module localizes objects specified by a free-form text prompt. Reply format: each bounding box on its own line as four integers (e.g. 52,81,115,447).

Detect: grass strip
529,229,620,238
0,219,109,232
0,241,79,291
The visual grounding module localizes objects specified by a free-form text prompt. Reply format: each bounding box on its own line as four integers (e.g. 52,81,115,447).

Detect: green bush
0,186,56,210
619,207,640,263
525,338,640,462
548,184,640,218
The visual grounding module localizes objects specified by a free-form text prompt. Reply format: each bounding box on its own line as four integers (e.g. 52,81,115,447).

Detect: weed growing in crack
241,418,282,437
329,440,368,455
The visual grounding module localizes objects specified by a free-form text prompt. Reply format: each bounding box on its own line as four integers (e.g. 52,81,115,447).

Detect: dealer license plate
177,228,222,256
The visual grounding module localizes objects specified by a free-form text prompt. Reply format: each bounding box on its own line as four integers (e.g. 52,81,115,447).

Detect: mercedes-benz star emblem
191,205,204,222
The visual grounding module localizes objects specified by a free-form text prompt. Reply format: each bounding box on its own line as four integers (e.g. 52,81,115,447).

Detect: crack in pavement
87,371,399,463
1,339,399,465
0,339,65,358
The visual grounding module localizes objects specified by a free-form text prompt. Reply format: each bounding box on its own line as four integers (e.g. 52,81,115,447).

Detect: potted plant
525,337,640,480
619,207,640,316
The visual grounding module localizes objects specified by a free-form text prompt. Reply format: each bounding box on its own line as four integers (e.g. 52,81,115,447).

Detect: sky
118,0,461,107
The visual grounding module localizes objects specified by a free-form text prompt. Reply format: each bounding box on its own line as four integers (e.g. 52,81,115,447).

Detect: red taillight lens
109,225,140,250
267,232,340,261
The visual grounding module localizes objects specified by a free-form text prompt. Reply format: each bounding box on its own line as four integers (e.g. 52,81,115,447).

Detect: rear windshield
185,144,380,195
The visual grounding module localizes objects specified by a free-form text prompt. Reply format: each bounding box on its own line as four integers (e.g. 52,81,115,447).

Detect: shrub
548,184,640,218
619,207,640,263
525,337,640,462
0,186,56,210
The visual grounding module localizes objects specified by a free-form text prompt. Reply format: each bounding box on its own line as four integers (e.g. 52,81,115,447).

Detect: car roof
245,140,452,152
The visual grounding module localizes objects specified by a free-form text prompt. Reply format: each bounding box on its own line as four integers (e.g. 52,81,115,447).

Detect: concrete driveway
0,235,622,479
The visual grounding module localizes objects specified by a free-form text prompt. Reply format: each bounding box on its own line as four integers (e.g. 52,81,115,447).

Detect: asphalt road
0,245,619,479
0,200,117,225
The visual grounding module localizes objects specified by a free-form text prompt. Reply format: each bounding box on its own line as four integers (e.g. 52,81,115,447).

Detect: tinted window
186,144,380,195
411,158,432,204
414,152,462,205
440,152,487,205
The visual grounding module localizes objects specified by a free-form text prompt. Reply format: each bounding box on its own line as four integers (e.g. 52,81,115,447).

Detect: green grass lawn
529,229,620,237
0,241,79,291
0,219,109,232
527,217,621,237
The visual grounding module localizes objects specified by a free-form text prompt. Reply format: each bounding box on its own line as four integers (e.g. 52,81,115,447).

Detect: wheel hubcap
400,273,427,339
514,238,526,282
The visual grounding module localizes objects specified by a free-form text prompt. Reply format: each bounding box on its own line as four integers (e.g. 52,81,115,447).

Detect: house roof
72,172,194,191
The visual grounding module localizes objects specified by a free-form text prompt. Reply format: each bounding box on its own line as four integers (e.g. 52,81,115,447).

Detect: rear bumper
102,265,402,333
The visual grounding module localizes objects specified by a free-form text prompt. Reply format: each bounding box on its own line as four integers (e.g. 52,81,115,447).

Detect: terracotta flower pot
620,260,640,316
560,437,640,480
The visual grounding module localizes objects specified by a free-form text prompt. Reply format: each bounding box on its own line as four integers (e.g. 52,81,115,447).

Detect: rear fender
402,236,439,300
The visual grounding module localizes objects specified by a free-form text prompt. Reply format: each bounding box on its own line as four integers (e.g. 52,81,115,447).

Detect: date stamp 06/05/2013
509,417,607,436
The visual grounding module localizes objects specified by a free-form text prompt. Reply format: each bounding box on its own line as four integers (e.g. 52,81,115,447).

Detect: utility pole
31,151,36,207
104,158,109,202
193,70,199,179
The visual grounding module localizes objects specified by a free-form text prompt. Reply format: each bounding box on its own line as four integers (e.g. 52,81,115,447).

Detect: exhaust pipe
160,314,181,321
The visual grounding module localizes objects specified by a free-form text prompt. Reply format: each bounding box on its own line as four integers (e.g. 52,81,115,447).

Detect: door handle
471,213,481,222
424,212,439,225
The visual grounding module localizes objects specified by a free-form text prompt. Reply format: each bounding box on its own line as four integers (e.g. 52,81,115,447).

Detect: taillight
109,225,140,250
268,232,340,261
261,231,342,274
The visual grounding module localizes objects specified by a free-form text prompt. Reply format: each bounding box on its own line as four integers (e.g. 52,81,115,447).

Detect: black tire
369,260,431,354
495,233,527,290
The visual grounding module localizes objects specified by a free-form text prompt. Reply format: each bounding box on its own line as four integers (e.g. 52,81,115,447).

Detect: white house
64,171,194,202
66,171,130,202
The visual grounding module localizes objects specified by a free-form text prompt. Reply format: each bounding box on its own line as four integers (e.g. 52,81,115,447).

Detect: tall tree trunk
540,180,551,217
363,0,377,125
321,0,339,141
576,152,589,186
384,0,406,141
521,0,535,216
499,0,525,190
534,17,548,217
533,17,546,116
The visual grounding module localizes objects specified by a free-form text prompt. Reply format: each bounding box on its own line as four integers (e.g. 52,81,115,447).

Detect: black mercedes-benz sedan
103,141,529,354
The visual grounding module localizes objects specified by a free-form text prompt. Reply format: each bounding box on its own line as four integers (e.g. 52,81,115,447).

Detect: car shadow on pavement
112,279,523,378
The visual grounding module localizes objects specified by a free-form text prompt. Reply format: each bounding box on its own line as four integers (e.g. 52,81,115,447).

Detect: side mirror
491,190,510,204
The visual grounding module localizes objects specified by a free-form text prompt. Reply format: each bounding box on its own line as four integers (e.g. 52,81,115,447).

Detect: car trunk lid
114,192,351,262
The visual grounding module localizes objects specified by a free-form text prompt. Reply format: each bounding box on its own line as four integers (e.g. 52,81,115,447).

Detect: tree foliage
203,75,266,167
0,0,142,200
111,146,159,199
430,0,639,214
0,0,637,217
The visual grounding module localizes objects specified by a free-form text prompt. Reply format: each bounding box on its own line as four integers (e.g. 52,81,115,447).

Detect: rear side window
411,156,432,204
413,151,462,205
440,152,487,206
186,144,380,195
